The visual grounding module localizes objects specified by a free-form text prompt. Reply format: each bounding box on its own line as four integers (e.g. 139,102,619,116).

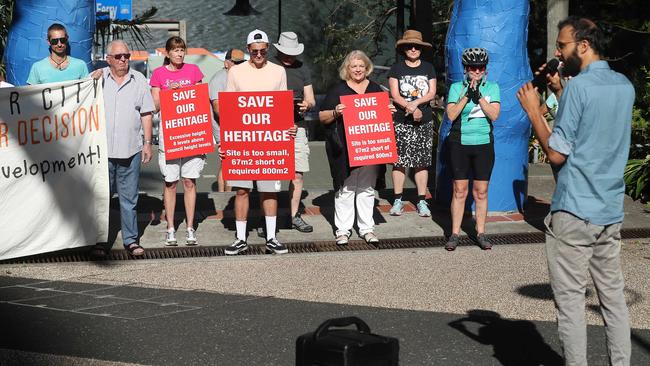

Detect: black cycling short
448,142,495,181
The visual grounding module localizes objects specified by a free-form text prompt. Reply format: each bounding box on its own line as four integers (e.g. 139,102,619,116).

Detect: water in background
131,0,395,89
133,0,292,52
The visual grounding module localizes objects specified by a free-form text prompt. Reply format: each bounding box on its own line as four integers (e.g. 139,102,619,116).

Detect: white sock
265,216,277,241
236,220,247,241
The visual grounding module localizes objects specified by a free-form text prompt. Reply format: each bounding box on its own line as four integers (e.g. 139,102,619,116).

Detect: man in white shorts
220,29,296,255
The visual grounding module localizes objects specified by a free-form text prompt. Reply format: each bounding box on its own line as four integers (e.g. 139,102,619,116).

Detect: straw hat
395,30,432,49
273,32,304,56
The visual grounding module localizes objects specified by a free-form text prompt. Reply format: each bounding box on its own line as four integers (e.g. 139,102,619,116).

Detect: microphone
533,58,560,89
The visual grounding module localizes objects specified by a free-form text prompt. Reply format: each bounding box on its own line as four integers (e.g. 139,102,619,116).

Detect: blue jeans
108,152,141,247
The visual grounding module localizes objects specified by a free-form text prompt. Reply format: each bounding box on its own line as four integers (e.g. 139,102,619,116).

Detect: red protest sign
340,92,397,167
218,91,294,180
160,83,214,160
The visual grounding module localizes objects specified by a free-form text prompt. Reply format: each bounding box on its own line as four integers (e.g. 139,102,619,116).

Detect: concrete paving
1,154,650,365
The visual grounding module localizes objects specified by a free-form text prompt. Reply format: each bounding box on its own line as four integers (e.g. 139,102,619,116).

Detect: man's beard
562,48,582,77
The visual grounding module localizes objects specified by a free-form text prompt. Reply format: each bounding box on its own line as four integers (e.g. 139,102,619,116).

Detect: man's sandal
125,243,145,256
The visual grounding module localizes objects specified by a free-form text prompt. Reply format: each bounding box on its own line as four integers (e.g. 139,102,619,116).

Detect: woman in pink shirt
150,36,204,246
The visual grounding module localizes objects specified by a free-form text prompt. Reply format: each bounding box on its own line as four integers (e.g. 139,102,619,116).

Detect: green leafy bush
624,154,650,202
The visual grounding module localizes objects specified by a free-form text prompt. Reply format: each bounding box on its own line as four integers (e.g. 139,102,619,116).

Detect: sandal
91,243,107,258
125,243,145,256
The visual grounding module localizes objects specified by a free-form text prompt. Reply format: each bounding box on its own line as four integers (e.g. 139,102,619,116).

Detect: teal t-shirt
447,80,500,145
26,57,89,85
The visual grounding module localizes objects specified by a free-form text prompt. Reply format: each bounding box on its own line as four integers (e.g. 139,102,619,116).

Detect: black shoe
445,234,460,251
475,233,492,250
292,213,313,233
256,226,265,238
265,238,288,254
225,239,248,255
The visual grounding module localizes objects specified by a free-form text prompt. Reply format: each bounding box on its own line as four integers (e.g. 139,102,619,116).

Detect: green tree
0,0,15,78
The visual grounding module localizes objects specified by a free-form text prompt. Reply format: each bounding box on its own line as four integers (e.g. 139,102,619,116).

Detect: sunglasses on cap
467,65,486,72
49,37,68,46
109,53,131,60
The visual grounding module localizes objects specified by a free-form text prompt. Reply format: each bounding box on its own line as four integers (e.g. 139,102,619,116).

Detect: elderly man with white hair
92,40,155,257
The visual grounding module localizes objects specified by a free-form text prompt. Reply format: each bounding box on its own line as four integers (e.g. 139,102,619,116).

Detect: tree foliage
95,7,158,56
0,0,15,77
305,0,396,90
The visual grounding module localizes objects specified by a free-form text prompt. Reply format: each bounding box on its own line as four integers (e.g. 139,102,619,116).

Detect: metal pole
547,0,569,60
396,0,404,60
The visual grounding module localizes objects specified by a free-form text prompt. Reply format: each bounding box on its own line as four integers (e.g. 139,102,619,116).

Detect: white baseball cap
247,29,269,45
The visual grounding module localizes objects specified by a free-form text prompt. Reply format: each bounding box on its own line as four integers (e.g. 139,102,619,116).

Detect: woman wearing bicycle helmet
444,47,501,251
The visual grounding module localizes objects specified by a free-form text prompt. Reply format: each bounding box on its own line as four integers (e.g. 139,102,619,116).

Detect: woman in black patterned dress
387,30,437,217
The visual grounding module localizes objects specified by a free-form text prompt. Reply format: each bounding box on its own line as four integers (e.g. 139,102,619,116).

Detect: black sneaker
292,213,313,233
225,239,248,255
265,238,288,254
445,234,460,251
475,233,492,250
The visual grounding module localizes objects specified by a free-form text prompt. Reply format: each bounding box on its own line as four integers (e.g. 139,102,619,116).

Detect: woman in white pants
319,50,395,245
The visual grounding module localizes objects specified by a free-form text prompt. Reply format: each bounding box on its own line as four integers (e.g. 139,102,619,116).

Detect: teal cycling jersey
447,79,500,145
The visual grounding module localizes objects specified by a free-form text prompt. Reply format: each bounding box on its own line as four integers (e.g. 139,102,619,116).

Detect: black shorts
448,142,494,181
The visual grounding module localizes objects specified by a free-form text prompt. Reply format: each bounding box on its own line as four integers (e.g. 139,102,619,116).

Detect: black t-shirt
388,60,436,123
272,56,312,121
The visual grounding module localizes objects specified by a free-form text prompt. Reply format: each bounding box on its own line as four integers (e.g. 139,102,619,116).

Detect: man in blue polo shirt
518,17,634,366
26,23,88,85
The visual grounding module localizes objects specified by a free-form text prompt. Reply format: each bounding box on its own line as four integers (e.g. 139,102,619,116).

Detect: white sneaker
165,228,177,246
186,227,197,246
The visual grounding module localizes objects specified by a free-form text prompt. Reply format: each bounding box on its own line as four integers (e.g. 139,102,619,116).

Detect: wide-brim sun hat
273,31,304,56
395,29,432,49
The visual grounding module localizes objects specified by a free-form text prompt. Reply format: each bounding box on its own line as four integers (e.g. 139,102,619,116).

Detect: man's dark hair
558,16,605,56
47,23,67,38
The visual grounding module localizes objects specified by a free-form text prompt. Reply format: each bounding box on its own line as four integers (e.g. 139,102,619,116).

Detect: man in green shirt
26,23,88,85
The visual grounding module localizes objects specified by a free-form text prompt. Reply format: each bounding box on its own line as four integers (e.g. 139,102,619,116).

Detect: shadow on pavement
429,207,478,239
523,195,550,232
106,193,214,249
449,309,563,366
516,283,644,314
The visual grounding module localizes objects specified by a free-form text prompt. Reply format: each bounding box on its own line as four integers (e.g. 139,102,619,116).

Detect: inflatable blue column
5,0,95,86
436,0,532,212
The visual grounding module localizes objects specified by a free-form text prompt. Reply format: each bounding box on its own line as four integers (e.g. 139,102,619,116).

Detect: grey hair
106,39,129,55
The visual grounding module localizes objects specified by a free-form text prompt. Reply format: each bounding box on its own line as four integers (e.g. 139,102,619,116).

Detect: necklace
50,55,67,70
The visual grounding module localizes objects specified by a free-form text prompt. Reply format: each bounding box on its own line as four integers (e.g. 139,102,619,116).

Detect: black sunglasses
49,37,68,46
109,53,131,60
404,44,422,51
250,48,268,56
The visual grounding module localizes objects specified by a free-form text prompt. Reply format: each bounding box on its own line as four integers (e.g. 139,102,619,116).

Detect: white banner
0,79,109,260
